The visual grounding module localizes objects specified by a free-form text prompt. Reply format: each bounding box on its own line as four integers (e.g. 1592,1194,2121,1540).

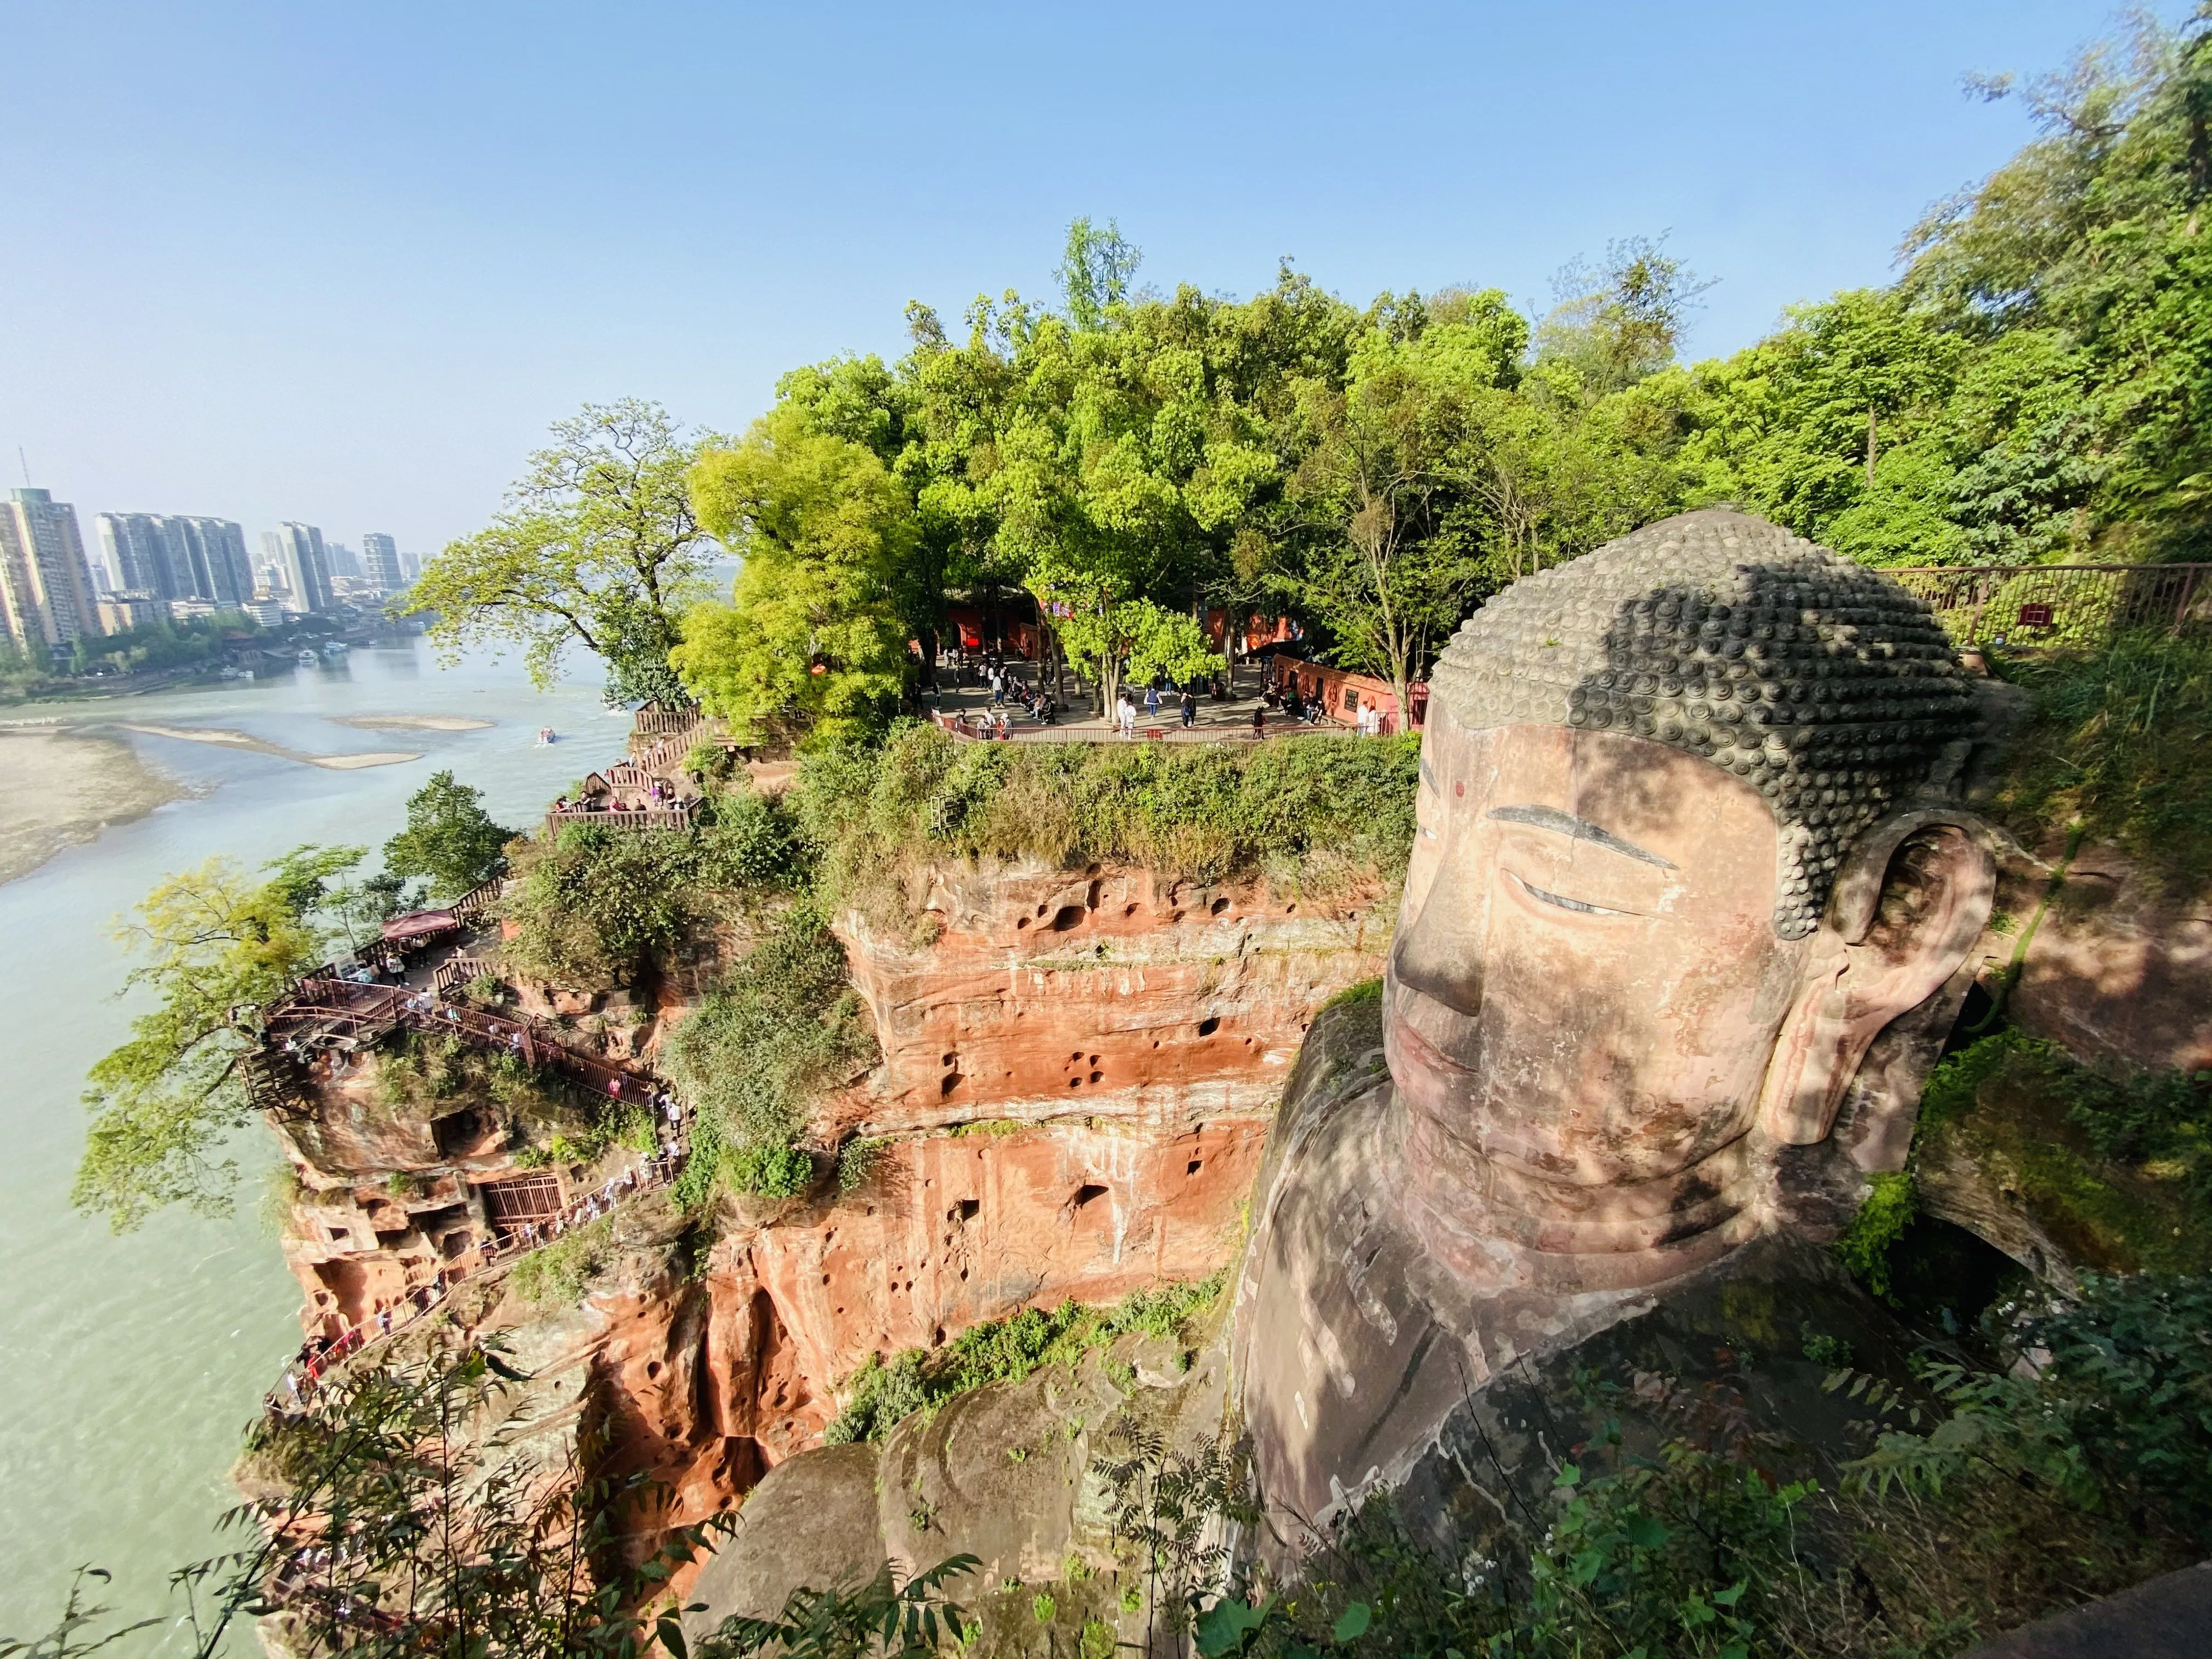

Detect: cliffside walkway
256,972,693,1411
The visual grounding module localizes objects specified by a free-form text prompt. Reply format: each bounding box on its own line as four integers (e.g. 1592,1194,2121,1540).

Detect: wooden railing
929,711,1346,744
543,803,698,835
431,955,492,998
1887,563,2209,646
631,706,702,736
448,876,506,924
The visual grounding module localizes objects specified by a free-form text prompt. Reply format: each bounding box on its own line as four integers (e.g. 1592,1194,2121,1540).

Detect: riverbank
0,726,191,886
116,723,421,770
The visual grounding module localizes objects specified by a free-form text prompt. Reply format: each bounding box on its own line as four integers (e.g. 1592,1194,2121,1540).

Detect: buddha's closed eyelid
1506,870,1640,918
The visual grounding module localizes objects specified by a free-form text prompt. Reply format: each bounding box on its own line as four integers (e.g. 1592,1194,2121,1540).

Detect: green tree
1,1345,731,1659
1536,235,1714,394
1029,563,1223,713
675,408,916,744
74,847,359,1231
405,400,714,704
383,769,517,902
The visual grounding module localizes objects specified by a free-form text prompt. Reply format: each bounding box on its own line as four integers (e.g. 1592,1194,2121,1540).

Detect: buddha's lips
1385,995,1478,1077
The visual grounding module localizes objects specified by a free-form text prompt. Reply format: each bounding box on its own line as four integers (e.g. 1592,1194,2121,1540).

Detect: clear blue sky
1,1,2141,561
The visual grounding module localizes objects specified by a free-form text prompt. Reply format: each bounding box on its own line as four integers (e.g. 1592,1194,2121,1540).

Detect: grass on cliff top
822,1272,1224,1446
1906,1030,2212,1280
1986,631,2212,894
791,720,1419,926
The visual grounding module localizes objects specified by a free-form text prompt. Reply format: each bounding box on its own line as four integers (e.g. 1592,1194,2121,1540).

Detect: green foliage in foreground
3,1345,730,1659
792,721,1420,923
661,907,874,1205
823,1274,1224,1446
698,1554,978,1659
1986,633,2212,894
1194,1276,2209,1659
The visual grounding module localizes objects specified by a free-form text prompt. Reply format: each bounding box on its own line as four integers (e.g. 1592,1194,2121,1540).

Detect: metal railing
1886,563,2209,647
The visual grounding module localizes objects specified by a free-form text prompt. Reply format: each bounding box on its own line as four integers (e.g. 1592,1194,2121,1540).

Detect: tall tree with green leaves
383,770,517,902
75,845,360,1231
675,407,917,743
405,400,715,704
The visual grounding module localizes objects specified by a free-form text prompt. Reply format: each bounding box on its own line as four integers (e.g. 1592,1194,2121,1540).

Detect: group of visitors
1112,682,1203,736
268,1080,692,1414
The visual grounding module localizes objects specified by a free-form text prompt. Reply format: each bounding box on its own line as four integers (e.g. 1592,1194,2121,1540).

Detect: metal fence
1884,564,2210,648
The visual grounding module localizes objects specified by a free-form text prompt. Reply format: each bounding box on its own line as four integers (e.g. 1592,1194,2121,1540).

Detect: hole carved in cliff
1210,897,1230,916
1197,1017,1220,1037
957,1198,979,1222
1073,1183,1108,1209
1051,905,1085,932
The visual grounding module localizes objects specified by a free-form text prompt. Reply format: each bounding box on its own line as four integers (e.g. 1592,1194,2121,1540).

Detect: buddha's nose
1392,870,1485,1019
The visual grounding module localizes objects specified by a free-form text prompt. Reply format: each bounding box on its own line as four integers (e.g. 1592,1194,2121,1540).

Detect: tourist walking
1251,705,1267,738
1115,693,1136,737
1180,689,1196,728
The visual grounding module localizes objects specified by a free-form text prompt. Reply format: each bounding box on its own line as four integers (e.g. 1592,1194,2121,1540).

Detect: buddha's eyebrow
1419,758,1439,792
1487,804,1675,870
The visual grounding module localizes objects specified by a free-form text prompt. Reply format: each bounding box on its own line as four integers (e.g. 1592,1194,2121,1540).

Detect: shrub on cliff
75,844,362,1233
792,721,1420,924
662,906,874,1203
500,798,804,988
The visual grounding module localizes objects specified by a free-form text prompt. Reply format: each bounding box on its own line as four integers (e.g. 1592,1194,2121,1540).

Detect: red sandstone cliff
274,855,1389,1525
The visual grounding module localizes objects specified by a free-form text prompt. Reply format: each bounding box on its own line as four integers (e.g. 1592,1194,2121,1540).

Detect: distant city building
95,513,255,608
325,540,363,580
399,548,421,582
0,487,103,648
360,532,403,591
97,592,170,633
261,522,334,613
241,599,286,629
89,557,115,595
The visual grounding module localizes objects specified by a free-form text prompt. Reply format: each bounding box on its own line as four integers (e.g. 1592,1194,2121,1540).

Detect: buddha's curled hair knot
1428,509,1975,939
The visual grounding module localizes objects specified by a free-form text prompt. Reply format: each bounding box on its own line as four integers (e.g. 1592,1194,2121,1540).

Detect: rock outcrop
270,853,1389,1545
831,859,1390,1136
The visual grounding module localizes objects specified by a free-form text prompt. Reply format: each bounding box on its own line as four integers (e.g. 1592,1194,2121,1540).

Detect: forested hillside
603,13,2210,745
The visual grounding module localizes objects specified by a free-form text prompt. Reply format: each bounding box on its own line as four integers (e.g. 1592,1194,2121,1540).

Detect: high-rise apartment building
325,540,363,580
399,549,421,583
0,488,103,648
261,522,334,614
95,513,255,608
360,532,403,591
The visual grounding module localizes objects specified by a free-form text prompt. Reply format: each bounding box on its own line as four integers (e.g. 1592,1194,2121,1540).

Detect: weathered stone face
1232,511,2002,1542
1388,708,1809,1228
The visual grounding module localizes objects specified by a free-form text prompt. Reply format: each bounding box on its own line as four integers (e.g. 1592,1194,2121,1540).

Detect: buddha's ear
1758,810,1996,1146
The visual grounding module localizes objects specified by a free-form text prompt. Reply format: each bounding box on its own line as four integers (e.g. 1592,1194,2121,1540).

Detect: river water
0,638,613,1640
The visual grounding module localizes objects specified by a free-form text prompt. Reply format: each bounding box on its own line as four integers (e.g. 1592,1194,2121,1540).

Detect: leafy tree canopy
405,400,716,704
382,769,517,903
75,845,359,1232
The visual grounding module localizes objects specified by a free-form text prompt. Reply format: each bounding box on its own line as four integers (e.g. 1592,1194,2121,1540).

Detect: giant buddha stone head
1387,510,1994,1291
